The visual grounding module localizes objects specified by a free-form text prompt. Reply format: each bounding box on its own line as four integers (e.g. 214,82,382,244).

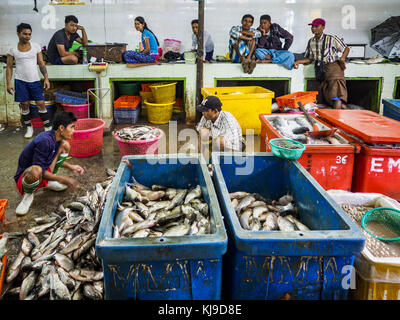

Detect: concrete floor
0,118,260,260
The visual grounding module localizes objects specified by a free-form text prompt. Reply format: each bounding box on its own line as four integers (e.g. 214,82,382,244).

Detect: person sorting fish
14,112,84,216
47,15,88,65
294,18,349,109
196,96,245,160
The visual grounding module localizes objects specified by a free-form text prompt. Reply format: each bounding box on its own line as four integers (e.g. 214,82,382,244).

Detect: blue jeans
254,48,295,70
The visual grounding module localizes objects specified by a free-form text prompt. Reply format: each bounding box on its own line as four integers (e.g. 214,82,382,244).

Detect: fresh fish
278,195,294,206
277,216,296,231
54,253,75,272
106,168,117,176
163,224,190,237
34,216,58,225
27,221,57,234
252,206,268,219
249,217,262,231
20,256,33,273
93,281,104,295
231,198,239,210
184,185,202,204
262,213,279,231
60,232,92,255
121,220,157,237
83,283,102,300
152,185,167,191
157,212,184,226
132,229,151,238
229,191,250,200
190,202,209,216
286,215,310,231
50,272,71,300
181,204,196,216
249,201,267,208
236,196,255,214
57,267,75,291
167,189,188,210
125,184,142,202
69,269,103,282
0,233,8,257
66,202,86,211
165,188,177,200
6,251,25,283
72,234,96,261
134,202,149,219
27,232,40,247
149,201,171,213
19,271,37,300
239,209,252,230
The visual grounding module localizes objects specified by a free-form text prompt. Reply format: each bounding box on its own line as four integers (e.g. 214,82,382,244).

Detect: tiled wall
1,0,400,57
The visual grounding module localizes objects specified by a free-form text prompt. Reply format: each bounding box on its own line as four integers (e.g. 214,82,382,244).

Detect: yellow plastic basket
149,82,177,104
145,99,175,124
139,91,154,116
201,86,275,135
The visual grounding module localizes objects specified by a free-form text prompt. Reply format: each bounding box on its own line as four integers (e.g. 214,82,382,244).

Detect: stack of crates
113,96,141,124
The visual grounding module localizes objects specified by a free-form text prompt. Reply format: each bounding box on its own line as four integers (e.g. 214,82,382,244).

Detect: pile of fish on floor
230,192,310,232
269,116,343,145
116,125,162,142
113,181,211,238
0,168,116,300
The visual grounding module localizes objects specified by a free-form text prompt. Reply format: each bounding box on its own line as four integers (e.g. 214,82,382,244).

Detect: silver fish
125,185,142,202
83,283,102,300
57,267,75,291
262,213,279,231
163,224,190,237
239,209,252,230
27,232,40,247
6,251,25,283
230,191,250,200
236,196,255,214
27,221,57,234
121,220,157,237
167,189,188,210
69,269,103,282
66,202,86,211
184,185,202,204
149,201,171,213
106,168,117,176
165,188,177,200
0,233,8,257
252,206,268,219
249,217,262,231
277,216,296,231
19,270,37,300
278,194,294,206
286,215,310,231
231,198,239,210
50,272,71,300
60,232,92,255
34,216,58,225
152,185,167,191
54,253,75,272
134,202,149,219
132,229,151,238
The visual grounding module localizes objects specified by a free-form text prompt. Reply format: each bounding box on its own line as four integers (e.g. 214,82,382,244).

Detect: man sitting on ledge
47,15,88,65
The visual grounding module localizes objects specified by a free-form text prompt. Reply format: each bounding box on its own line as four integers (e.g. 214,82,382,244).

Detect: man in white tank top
6,23,51,138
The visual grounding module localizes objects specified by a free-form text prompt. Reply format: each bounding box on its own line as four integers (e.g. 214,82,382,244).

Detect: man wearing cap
294,18,349,109
196,96,244,160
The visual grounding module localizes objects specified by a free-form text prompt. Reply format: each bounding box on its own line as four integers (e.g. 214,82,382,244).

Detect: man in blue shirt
15,111,85,216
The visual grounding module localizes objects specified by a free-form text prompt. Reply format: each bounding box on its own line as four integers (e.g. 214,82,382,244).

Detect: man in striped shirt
294,18,350,109
196,96,244,161
229,14,262,74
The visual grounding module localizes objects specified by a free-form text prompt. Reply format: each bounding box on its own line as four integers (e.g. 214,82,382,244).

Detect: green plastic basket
361,207,400,242
269,138,306,160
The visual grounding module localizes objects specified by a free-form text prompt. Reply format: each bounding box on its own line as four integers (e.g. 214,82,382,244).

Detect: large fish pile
1,168,116,300
113,181,211,238
116,125,162,142
230,191,310,232
269,116,343,145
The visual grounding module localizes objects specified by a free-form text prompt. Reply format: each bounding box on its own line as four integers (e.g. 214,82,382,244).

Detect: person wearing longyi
294,18,349,109
14,112,85,216
6,23,51,139
47,15,88,65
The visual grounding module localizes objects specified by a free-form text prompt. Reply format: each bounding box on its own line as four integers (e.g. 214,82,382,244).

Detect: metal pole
195,0,204,123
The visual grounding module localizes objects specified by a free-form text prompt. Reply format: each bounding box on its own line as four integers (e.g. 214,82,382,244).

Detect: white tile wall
1,0,400,58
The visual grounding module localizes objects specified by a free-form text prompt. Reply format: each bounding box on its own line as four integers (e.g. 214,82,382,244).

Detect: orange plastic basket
114,96,141,109
0,199,7,222
276,91,318,109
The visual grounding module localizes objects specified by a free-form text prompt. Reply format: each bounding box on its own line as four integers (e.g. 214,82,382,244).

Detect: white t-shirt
8,42,41,82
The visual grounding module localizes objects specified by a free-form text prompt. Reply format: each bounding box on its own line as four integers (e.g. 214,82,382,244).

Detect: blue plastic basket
113,106,140,124
96,155,227,300
382,99,400,122
54,89,87,105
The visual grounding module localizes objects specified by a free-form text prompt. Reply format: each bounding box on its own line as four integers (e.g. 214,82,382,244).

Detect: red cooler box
259,113,359,191
316,109,400,201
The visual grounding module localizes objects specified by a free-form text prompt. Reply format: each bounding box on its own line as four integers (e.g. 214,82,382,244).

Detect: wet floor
0,119,260,259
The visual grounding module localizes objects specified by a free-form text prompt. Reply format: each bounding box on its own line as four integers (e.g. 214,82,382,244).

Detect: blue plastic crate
211,152,365,300
113,106,140,124
54,89,87,105
382,99,400,122
96,154,227,300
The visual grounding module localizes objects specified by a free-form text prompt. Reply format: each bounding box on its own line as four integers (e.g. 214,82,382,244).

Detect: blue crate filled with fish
96,154,227,300
382,99,400,122
211,152,365,300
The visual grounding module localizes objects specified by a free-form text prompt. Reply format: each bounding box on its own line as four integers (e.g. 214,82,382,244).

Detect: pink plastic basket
114,127,164,157
69,118,106,157
62,103,91,119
